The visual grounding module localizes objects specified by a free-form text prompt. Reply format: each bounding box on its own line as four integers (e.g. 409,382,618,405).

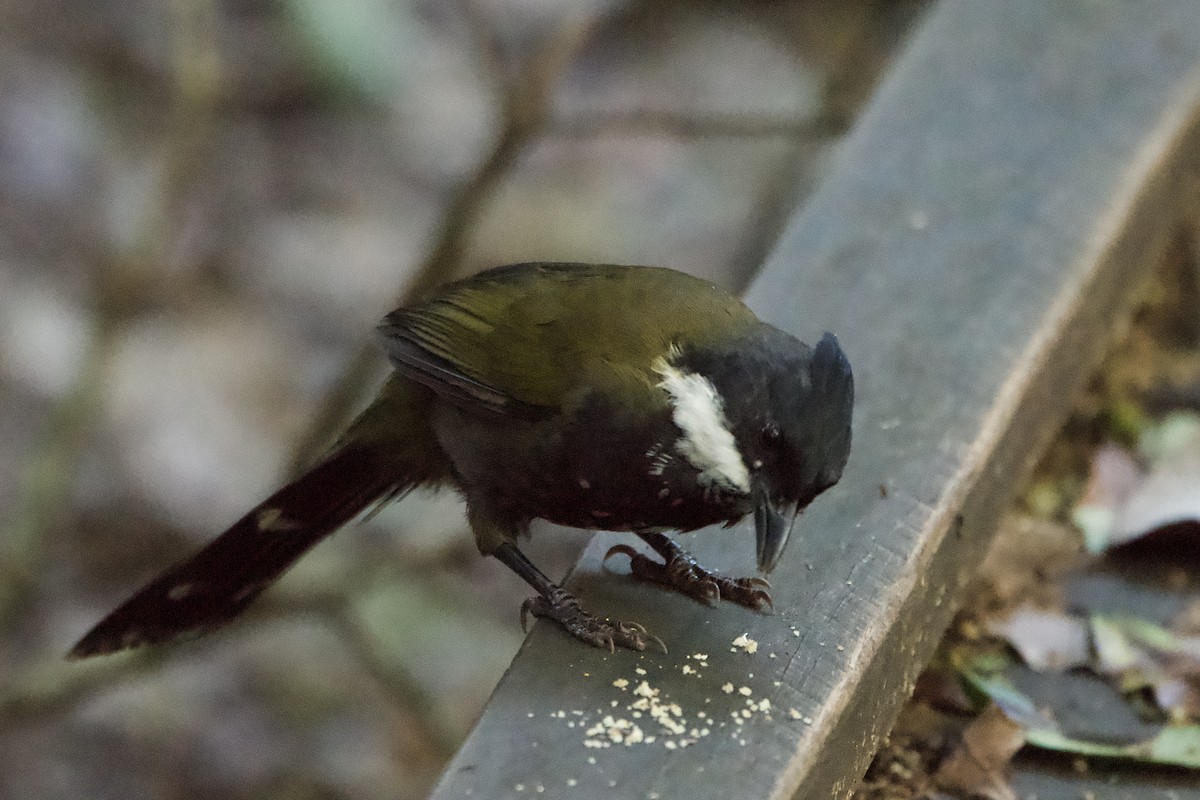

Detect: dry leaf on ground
932,704,1025,800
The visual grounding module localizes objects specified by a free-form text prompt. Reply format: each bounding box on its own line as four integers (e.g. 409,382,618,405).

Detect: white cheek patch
654,358,751,494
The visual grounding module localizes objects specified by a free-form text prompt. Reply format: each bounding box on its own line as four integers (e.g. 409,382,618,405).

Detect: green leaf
1090,615,1142,673
1072,505,1116,555
1147,725,1200,767
962,668,1200,769
1138,411,1200,463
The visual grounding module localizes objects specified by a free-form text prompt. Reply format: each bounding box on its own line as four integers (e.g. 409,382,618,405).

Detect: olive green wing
377,273,564,417
376,262,756,418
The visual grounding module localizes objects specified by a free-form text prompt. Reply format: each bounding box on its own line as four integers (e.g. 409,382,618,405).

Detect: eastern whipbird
70,262,853,656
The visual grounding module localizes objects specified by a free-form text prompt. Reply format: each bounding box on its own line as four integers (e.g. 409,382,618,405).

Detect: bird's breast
434,399,752,532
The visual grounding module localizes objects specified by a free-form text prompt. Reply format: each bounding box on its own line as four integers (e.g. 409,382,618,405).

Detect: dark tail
69,441,401,658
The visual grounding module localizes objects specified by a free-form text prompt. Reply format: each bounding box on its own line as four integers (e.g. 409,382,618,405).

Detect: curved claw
520,597,535,632
520,592,662,652
611,623,665,654
697,579,721,606
729,577,774,610
603,544,641,570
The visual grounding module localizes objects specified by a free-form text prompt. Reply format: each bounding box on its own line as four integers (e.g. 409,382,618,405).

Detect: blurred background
0,1,927,797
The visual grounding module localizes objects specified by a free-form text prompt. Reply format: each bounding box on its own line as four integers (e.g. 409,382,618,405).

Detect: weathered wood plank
431,3,1200,798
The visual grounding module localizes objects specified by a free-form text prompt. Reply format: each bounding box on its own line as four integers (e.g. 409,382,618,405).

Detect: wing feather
376,262,757,419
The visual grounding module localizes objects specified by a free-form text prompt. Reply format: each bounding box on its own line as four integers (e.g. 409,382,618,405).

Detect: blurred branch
0,649,171,724
0,596,335,724
0,328,118,622
244,583,476,758
323,604,462,759
548,107,850,295
288,7,598,469
2,568,458,763
0,1,222,625
724,135,829,295
547,109,851,140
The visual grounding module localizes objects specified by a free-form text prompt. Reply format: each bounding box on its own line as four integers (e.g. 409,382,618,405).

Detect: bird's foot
604,542,773,611
520,588,665,653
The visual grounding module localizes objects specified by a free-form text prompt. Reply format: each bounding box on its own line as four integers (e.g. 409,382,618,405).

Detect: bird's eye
761,422,781,443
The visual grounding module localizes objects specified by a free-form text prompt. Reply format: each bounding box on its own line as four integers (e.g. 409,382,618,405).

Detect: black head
676,326,853,572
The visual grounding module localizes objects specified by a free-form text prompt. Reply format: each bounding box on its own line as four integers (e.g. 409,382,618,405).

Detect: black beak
754,495,797,574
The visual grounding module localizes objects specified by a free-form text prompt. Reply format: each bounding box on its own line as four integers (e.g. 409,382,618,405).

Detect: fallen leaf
1078,414,1200,552
932,704,1025,800
1091,614,1200,720
975,514,1081,611
1174,601,1200,641
912,668,975,714
1073,444,1144,553
1139,412,1200,463
961,668,1200,769
1090,615,1146,676
987,605,1091,672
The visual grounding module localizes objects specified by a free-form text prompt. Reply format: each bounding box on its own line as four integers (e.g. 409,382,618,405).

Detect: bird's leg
493,543,665,653
605,532,773,610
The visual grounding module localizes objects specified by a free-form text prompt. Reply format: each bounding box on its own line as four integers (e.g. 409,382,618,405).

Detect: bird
69,262,853,656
